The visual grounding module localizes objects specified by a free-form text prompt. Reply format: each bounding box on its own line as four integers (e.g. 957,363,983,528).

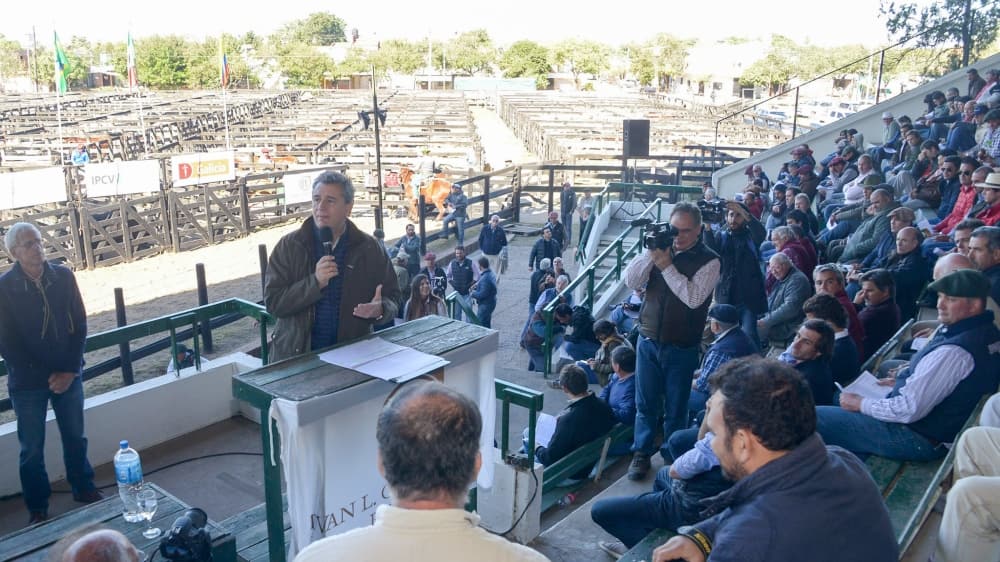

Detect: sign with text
170,151,235,188
0,167,67,210
271,335,498,558
83,160,161,197
284,170,318,205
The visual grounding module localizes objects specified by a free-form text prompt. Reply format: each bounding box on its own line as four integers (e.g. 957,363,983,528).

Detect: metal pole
195,263,213,353
371,65,385,231
258,244,268,301
791,87,800,139
875,50,886,105
418,194,428,256
114,288,135,386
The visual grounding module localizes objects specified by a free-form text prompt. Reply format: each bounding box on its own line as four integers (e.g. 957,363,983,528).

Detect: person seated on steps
591,385,731,560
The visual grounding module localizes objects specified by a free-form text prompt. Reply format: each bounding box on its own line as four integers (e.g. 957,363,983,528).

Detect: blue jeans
452,293,472,322
633,336,699,456
477,300,495,328
590,466,687,548
442,214,465,245
562,212,574,246
815,406,946,461
736,305,760,349
10,377,96,512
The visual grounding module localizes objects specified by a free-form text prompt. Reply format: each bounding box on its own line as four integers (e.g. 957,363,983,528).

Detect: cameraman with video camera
704,199,768,348
623,202,720,481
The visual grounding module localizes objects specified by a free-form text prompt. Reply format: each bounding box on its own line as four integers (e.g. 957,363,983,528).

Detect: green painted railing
0,298,274,411
495,379,545,459
445,291,482,326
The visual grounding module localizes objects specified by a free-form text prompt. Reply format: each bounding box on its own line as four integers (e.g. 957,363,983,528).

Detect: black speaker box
623,119,650,158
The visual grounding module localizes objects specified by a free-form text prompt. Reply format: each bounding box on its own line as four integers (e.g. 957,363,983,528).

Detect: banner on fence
284,170,320,205
83,160,161,197
0,167,67,210
170,151,235,188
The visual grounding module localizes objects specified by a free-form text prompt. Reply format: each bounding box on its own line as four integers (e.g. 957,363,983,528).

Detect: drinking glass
136,488,161,539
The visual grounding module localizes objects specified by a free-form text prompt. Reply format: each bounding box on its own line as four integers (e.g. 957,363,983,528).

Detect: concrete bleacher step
531,455,668,561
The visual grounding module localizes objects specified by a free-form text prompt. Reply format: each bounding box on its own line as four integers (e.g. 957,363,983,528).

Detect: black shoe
73,489,104,504
28,511,48,525
627,453,651,481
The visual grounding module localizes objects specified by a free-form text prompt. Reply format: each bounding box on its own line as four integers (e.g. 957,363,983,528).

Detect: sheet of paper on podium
318,337,449,383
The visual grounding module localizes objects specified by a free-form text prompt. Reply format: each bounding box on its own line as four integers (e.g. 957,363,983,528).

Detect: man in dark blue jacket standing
705,201,767,347
651,357,898,562
477,214,508,280
470,257,497,328
0,223,102,525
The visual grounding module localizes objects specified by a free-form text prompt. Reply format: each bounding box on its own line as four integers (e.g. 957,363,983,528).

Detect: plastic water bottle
114,440,144,522
557,492,576,507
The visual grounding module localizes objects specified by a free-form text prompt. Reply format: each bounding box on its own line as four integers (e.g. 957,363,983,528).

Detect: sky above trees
0,0,907,49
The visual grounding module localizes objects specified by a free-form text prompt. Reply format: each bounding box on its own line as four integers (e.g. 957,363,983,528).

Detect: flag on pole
219,40,230,88
127,32,138,91
54,32,70,94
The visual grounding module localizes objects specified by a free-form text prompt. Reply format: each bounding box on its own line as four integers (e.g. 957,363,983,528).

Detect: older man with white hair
757,253,811,353
0,223,101,525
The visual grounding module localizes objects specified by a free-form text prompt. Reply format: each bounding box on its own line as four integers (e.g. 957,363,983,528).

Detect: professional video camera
697,199,728,224
632,219,678,251
159,508,213,562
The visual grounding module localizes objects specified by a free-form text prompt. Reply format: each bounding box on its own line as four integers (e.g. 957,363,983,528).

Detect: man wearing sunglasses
923,158,984,258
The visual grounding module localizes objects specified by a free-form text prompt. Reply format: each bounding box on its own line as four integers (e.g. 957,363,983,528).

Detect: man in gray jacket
757,253,811,353
265,171,401,362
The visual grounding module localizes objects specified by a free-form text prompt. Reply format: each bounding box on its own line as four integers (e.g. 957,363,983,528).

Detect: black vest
639,242,719,347
450,258,475,295
891,311,1000,444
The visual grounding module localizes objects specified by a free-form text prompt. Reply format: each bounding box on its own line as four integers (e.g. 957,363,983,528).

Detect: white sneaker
598,540,628,560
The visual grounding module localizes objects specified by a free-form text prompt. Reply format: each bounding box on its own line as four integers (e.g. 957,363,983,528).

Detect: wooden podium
232,316,498,562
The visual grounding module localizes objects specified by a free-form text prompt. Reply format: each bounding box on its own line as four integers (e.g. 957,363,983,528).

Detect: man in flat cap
816,269,1000,462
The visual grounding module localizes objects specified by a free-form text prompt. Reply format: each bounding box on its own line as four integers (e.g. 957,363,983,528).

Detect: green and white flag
54,31,70,93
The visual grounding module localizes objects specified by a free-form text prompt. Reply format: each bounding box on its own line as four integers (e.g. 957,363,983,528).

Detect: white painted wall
0,353,261,497
713,51,1000,199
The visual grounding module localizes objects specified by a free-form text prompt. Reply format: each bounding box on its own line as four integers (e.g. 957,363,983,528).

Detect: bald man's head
933,252,974,280
61,529,140,562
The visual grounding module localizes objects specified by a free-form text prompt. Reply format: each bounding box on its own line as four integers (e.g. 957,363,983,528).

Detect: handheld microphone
319,226,334,256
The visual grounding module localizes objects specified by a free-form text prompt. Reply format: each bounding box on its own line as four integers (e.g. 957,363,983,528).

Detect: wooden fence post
195,263,214,353
114,288,135,385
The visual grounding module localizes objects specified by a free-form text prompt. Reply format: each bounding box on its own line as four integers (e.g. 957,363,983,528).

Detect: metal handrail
444,290,482,326
539,197,663,376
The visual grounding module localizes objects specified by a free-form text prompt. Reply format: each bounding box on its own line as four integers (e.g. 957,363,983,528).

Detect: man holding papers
816,269,1000,461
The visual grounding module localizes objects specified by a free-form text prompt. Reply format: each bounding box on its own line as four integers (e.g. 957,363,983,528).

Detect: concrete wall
713,51,1000,199
0,353,261,497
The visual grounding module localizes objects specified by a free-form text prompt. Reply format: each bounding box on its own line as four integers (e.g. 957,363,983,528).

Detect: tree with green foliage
186,35,259,89
63,36,92,88
276,43,336,88
0,34,25,91
498,40,550,89
370,39,425,75
275,12,347,46
135,35,189,89
445,29,495,75
880,0,1000,69
740,35,798,95
337,47,371,78
551,39,611,89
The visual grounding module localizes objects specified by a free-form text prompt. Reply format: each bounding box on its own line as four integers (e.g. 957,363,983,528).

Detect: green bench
540,423,634,511
866,394,988,554
218,495,290,562
618,396,989,561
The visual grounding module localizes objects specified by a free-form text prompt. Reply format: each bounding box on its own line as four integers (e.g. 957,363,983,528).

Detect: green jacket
265,217,401,362
839,202,900,263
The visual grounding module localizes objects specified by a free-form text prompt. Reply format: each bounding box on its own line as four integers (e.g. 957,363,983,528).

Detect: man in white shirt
294,382,549,562
815,269,1000,461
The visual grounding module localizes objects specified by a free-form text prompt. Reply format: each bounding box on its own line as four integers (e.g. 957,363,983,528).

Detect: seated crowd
541,152,1000,560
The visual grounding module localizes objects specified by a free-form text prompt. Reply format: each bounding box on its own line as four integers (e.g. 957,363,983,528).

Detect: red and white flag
127,32,138,91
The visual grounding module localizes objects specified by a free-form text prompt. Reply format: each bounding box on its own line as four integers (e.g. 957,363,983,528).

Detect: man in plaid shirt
688,304,758,418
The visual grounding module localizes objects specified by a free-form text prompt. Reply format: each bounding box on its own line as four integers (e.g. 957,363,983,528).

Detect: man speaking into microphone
265,171,401,362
